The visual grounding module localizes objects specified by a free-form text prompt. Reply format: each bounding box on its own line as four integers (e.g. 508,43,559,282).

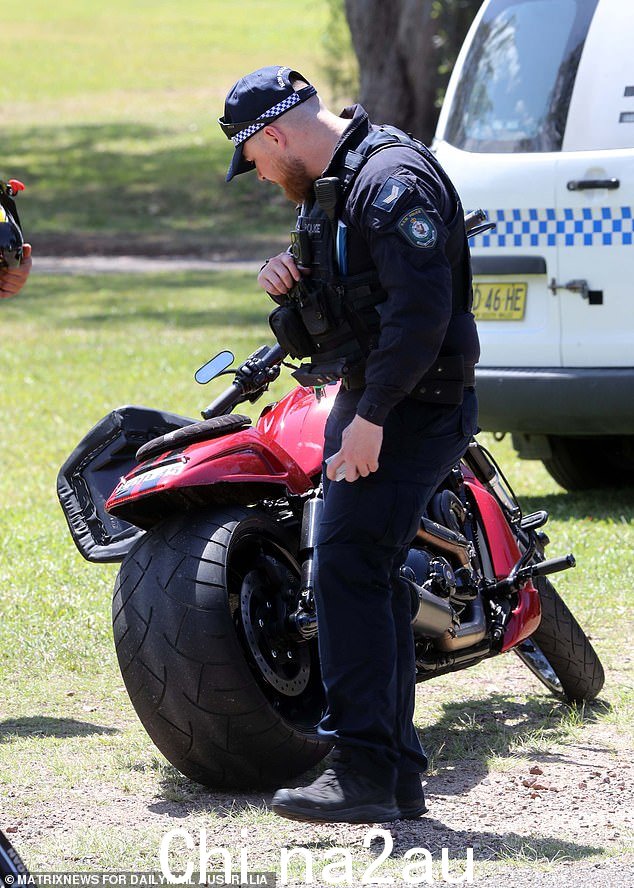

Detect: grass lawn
1,0,333,256
0,271,632,880
3,2,632,880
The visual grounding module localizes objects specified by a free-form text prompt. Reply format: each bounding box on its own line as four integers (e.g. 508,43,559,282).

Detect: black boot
395,772,428,819
271,749,399,824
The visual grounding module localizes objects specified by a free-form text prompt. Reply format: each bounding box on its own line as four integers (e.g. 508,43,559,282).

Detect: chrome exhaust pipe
416,518,472,568
435,595,487,652
406,575,455,638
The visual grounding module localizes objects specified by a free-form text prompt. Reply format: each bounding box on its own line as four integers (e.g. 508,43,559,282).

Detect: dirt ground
9,254,632,886
6,659,632,888
8,723,632,887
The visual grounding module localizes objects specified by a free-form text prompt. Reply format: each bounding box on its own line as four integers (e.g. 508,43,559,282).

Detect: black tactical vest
268,126,475,398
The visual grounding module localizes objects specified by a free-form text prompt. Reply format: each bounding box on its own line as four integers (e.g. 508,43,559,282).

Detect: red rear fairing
105,383,338,522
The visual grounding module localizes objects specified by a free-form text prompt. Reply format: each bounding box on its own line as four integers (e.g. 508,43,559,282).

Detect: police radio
313,177,339,222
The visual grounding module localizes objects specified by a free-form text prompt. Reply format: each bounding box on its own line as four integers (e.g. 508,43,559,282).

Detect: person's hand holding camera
0,243,32,298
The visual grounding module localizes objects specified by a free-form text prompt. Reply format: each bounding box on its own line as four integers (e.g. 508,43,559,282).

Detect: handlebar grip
529,554,576,577
200,343,287,419
201,381,244,419
264,343,287,364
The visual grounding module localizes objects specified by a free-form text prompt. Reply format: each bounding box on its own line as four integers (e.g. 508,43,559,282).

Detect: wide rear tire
515,577,604,703
112,506,329,789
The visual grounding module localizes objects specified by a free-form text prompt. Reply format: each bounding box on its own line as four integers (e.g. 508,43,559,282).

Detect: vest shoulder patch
371,176,409,214
396,207,437,248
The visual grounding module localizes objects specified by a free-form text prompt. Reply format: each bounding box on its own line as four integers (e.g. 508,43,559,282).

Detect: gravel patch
33,256,261,275
6,713,632,887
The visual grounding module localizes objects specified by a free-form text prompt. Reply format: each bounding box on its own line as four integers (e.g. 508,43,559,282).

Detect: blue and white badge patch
397,207,437,248
372,177,409,213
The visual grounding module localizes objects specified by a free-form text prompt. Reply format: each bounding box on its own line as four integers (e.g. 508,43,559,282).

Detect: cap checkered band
231,93,303,146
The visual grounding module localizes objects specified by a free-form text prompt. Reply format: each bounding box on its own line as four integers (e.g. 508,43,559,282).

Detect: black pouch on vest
296,281,333,337
268,304,315,360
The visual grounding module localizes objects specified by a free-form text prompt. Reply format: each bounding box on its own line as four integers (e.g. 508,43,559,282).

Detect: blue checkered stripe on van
471,207,633,247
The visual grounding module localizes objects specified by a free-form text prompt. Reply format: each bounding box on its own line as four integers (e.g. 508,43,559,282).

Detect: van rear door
437,144,559,367
434,0,598,369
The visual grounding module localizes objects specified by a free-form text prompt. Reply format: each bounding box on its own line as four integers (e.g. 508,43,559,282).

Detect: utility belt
342,354,475,405
290,354,474,405
269,281,474,405
268,277,474,405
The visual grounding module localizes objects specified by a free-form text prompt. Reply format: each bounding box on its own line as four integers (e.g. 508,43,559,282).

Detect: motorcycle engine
402,547,479,639
403,549,455,597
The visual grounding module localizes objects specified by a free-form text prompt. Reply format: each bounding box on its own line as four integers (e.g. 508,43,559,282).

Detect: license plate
472,281,527,321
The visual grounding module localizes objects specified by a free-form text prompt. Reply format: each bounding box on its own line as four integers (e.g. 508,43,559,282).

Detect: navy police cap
219,66,316,182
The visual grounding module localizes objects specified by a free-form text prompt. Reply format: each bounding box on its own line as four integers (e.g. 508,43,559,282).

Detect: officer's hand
327,414,383,483
257,252,303,297
0,243,32,299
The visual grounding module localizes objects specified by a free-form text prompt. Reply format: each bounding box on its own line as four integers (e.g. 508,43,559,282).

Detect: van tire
542,435,634,491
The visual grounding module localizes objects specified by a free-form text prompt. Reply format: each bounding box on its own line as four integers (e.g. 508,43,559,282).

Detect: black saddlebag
57,405,194,563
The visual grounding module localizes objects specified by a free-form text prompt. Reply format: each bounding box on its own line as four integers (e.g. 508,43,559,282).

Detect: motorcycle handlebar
202,381,245,419
262,343,287,365
201,343,288,419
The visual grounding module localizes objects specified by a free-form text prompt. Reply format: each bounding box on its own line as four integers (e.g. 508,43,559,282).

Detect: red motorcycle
58,341,604,790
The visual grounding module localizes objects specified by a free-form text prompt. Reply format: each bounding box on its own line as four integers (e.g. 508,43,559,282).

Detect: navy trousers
314,387,478,791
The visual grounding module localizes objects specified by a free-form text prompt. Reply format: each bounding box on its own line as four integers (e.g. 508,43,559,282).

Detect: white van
433,0,633,489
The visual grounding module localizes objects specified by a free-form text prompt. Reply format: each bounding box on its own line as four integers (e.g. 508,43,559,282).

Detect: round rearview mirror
195,350,235,384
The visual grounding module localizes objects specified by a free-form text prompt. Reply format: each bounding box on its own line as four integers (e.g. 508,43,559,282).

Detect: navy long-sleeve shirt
323,105,480,426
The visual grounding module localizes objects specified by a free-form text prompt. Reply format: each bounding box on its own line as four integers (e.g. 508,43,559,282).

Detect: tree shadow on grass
144,690,610,864
387,824,601,863
148,789,603,866
148,794,270,818
4,122,293,257
0,715,119,741
4,269,271,330
61,305,269,330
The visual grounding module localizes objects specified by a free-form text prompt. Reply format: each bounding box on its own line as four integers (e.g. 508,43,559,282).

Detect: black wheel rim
227,530,324,730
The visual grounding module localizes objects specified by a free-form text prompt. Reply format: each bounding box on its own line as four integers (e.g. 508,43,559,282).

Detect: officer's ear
261,124,287,151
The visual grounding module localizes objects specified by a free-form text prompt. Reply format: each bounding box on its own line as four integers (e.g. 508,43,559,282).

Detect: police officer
220,66,479,823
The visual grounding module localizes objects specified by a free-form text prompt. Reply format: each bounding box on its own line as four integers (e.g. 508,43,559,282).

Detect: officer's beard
277,155,313,204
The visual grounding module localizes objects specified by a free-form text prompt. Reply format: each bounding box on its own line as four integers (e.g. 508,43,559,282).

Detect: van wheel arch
542,435,634,491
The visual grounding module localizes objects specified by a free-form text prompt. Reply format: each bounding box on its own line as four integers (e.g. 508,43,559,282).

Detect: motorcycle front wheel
515,577,605,703
112,506,329,789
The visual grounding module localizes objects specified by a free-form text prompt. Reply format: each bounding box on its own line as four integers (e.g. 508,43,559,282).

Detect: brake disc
240,563,310,697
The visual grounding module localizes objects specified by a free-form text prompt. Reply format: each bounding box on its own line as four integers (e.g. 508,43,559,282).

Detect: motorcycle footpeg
520,510,549,530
